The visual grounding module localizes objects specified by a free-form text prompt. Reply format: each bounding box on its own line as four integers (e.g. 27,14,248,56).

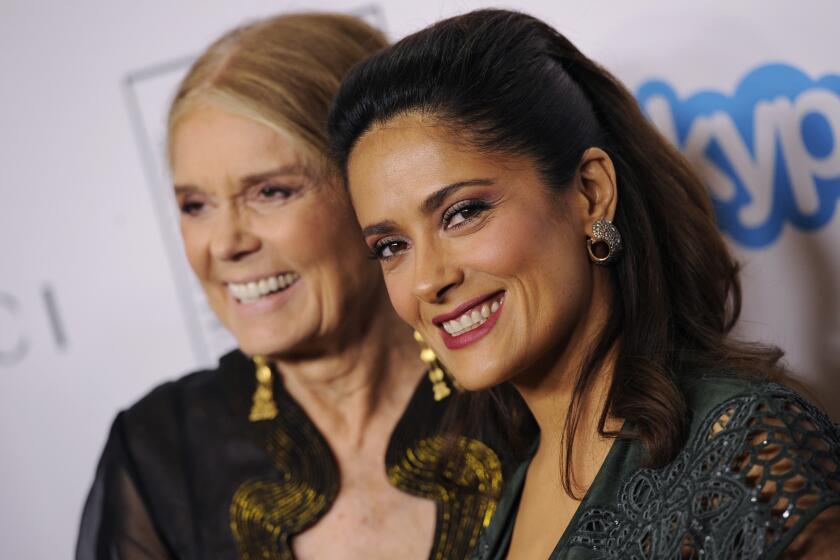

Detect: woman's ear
574,147,617,231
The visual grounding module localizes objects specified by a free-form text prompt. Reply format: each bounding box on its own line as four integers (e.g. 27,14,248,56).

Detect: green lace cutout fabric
567,384,840,559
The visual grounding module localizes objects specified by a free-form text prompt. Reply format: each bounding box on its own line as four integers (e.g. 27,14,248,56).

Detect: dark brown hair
328,9,786,494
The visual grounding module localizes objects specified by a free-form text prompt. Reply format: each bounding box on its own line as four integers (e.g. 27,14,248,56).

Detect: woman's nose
209,206,261,261
411,242,463,303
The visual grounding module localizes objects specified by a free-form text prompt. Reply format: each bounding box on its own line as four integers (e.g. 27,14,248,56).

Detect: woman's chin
234,332,295,359
450,370,508,393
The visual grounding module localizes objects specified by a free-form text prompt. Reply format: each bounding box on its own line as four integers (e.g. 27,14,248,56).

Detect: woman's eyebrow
240,164,308,187
173,184,200,196
173,164,308,194
362,220,400,237
419,178,495,214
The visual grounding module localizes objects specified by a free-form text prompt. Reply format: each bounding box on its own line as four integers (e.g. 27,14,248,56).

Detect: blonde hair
167,12,387,174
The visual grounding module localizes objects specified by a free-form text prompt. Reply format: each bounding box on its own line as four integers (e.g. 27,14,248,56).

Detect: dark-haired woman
328,9,840,559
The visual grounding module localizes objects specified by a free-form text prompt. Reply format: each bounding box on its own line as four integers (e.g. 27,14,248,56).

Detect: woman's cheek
384,266,418,326
463,217,533,275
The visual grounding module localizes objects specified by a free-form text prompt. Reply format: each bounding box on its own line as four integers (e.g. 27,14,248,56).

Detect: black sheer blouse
76,350,505,559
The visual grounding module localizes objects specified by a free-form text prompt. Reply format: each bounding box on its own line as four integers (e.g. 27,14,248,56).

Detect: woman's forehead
171,105,321,185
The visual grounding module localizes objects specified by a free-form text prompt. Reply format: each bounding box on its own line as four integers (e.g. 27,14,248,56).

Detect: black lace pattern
568,383,840,559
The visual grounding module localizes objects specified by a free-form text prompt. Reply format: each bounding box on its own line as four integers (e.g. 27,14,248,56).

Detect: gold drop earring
414,330,453,401
249,355,278,422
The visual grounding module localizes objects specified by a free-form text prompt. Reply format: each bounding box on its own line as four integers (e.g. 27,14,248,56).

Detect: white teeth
441,296,505,337
227,272,299,303
246,282,258,299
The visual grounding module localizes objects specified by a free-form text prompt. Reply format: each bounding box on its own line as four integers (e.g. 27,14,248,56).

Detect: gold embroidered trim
388,436,504,560
230,367,503,560
230,478,326,559
230,403,338,559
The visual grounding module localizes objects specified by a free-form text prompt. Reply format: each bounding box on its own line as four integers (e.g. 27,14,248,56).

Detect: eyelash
369,237,408,261
441,198,492,230
179,200,205,216
255,184,295,201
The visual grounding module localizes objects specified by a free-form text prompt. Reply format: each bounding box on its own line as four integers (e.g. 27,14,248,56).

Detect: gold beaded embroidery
387,436,503,560
230,396,338,559
230,376,503,559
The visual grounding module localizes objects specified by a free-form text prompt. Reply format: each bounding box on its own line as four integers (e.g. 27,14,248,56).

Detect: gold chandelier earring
414,330,455,401
249,355,278,422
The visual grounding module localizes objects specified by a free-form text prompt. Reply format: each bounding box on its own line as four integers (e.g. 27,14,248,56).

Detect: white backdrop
2,1,838,557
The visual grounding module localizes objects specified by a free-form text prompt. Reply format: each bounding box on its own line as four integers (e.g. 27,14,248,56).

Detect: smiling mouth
438,292,505,337
227,272,300,304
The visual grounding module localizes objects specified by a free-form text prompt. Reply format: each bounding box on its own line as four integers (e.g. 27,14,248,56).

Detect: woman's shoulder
568,372,840,559
676,372,840,521
677,371,835,435
121,348,251,428
103,348,261,502
80,349,265,558
630,372,838,556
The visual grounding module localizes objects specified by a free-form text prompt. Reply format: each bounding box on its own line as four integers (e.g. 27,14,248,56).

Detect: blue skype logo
636,64,840,248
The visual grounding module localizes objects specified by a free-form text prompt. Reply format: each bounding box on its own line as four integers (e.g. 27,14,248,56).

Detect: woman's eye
257,185,293,200
443,200,490,230
372,239,408,260
180,200,205,216
245,182,298,206
447,207,476,227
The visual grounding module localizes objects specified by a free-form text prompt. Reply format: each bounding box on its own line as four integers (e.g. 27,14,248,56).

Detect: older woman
329,9,840,560
76,13,507,560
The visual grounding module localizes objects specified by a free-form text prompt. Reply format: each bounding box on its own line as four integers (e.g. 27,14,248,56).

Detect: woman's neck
524,358,617,495
272,294,422,452
512,272,621,494
517,347,616,468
